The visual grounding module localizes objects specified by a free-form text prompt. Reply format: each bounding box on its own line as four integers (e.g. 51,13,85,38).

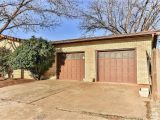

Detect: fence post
156,49,160,99
151,49,158,100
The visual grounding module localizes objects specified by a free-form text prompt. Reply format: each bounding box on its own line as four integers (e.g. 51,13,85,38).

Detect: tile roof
0,34,24,42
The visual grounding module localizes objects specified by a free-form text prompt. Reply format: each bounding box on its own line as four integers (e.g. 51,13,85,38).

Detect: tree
9,36,55,80
0,47,12,78
79,0,160,34
0,0,78,34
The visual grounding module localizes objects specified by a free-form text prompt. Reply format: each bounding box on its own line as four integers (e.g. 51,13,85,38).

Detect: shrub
0,47,12,78
9,36,55,80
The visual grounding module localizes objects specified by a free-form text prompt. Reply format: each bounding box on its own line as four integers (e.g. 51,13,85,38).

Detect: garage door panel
72,68,76,79
67,60,71,79
77,68,81,80
98,59,103,81
57,53,84,81
77,60,80,67
129,65,136,83
110,68,115,82
117,59,123,82
97,50,136,83
104,59,110,82
64,61,67,79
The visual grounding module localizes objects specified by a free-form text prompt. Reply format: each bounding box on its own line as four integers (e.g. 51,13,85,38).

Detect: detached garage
51,31,159,85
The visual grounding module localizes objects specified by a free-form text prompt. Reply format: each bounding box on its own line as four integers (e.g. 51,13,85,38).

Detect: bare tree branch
0,0,79,34
79,0,160,34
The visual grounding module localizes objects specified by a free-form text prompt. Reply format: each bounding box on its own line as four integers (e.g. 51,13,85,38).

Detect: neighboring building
0,34,21,51
48,31,160,85
0,35,32,79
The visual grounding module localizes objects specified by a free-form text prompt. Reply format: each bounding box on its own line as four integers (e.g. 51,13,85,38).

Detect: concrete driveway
0,80,148,120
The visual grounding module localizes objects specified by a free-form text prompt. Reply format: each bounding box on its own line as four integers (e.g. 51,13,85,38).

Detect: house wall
0,39,20,51
0,39,32,79
12,70,32,79
48,36,153,84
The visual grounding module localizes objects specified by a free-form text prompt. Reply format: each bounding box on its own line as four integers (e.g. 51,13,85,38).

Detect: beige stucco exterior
0,39,20,51
0,39,32,79
12,70,32,79
53,36,153,84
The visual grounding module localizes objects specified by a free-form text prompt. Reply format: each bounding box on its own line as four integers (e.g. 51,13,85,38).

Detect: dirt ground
0,80,149,120
0,79,35,88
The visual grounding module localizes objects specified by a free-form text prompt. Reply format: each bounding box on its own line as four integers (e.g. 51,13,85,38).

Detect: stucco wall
53,36,153,84
0,39,20,51
12,70,32,79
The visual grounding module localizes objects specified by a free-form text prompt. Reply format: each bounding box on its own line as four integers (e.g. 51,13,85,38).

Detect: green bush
0,47,12,78
9,36,55,80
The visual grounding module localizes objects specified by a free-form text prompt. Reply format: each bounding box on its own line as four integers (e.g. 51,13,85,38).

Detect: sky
4,18,106,41
4,19,82,41
3,0,106,42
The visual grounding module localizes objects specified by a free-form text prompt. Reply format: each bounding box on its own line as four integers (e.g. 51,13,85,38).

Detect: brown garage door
57,53,85,81
97,49,136,83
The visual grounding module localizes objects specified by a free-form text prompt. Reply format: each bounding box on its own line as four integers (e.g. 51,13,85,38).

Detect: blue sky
3,0,106,41
4,18,106,41
4,19,79,41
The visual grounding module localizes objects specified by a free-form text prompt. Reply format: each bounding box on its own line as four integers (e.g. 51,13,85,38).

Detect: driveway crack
28,85,74,104
0,85,75,105
55,107,143,120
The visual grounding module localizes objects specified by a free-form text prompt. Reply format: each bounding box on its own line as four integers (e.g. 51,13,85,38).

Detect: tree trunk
21,69,24,79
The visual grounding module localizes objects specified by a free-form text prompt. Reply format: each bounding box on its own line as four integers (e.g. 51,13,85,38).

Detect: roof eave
52,32,156,45
0,34,24,42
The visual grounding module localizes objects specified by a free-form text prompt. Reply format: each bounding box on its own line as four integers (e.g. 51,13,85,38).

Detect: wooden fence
151,49,160,100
